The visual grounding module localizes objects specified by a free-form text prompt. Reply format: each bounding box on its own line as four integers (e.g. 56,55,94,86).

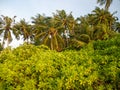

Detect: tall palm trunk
50,36,54,50
7,38,9,47
2,38,5,48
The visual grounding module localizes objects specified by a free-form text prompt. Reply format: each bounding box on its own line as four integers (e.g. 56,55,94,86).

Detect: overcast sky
0,0,120,22
0,0,120,47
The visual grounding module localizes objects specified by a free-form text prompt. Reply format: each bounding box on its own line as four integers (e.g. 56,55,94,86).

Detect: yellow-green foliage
0,35,120,90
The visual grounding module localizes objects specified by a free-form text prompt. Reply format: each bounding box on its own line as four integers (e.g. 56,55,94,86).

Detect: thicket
0,34,120,90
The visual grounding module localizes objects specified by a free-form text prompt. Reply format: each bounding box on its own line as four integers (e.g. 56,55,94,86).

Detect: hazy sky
0,0,120,47
0,0,120,22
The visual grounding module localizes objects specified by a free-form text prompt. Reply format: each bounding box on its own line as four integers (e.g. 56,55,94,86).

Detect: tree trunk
7,38,9,47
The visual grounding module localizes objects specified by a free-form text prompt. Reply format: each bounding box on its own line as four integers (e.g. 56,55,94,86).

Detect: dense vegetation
0,0,120,89
0,34,120,90
0,6,120,51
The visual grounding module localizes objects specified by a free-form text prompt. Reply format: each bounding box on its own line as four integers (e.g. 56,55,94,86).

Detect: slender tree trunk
26,38,29,44
2,37,5,48
51,37,53,50
7,38,9,47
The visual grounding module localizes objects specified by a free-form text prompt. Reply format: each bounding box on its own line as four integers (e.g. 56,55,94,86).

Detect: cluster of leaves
0,34,120,90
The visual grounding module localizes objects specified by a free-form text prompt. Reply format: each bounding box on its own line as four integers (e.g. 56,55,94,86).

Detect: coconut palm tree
53,10,76,47
0,15,18,47
38,27,64,51
31,14,51,45
53,10,68,30
53,10,76,34
13,19,32,44
92,7,116,37
32,15,65,51
74,7,116,42
92,7,116,26
75,15,94,42
90,7,117,40
97,0,113,10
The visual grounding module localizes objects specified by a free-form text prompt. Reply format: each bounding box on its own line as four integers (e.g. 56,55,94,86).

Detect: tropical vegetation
0,34,120,89
0,0,120,89
0,7,119,50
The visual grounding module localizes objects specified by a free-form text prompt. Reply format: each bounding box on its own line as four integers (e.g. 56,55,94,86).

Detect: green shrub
0,35,120,90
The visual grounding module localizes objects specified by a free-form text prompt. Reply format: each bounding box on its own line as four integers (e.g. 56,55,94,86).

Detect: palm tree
32,15,65,51
92,7,116,29
53,10,76,33
97,0,113,10
38,27,64,51
31,14,48,32
75,16,94,42
31,14,51,45
67,13,76,35
13,19,32,44
0,15,18,47
53,10,68,31
90,7,117,40
92,7,116,37
74,7,116,42
53,10,76,47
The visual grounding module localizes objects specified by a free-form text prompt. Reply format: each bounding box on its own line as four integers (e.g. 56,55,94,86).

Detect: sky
0,0,120,47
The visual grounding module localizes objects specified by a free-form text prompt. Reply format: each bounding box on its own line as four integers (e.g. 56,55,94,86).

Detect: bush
0,36,120,89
